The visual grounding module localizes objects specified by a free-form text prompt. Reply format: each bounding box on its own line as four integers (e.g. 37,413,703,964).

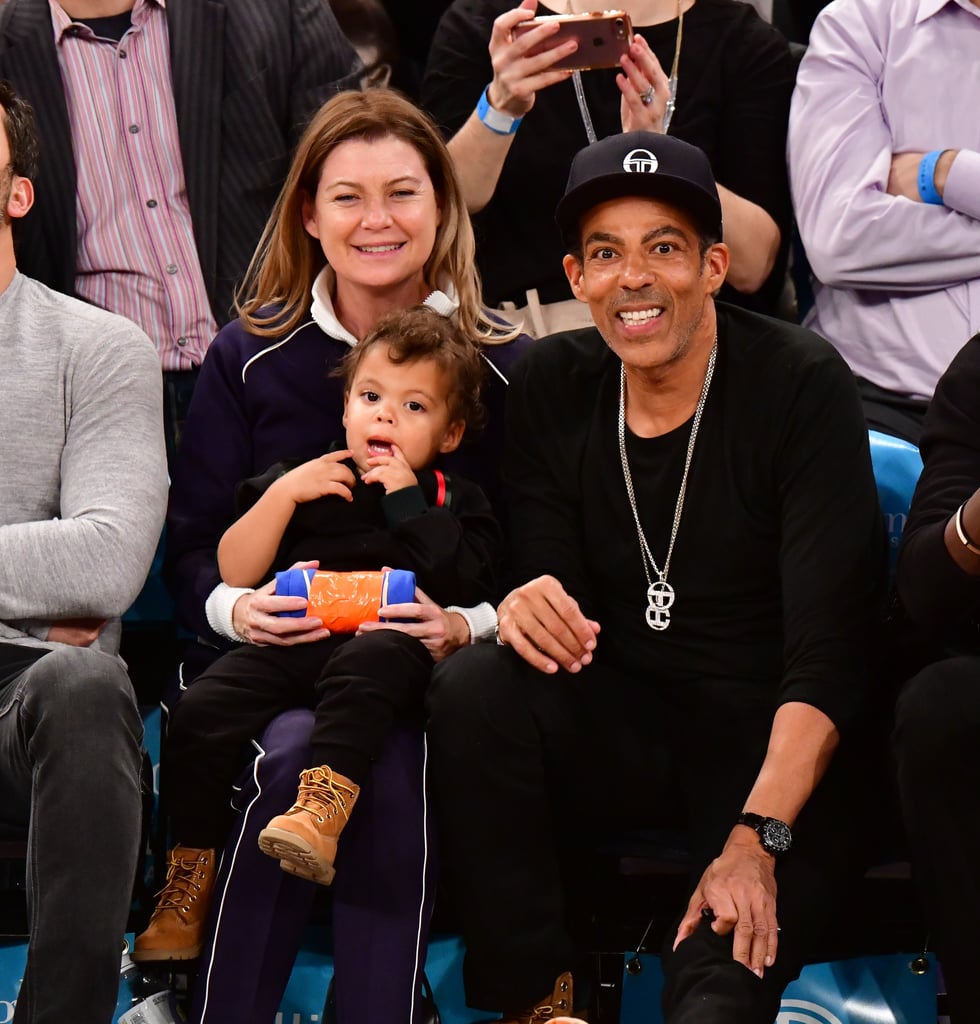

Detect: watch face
761,819,793,854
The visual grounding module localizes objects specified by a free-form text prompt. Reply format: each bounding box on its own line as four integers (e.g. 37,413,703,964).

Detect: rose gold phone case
513,11,633,72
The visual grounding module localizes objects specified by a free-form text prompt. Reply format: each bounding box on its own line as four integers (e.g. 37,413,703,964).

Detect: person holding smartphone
421,0,797,332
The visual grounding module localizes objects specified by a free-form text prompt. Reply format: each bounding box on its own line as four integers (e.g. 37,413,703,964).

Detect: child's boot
257,765,359,885
132,845,216,961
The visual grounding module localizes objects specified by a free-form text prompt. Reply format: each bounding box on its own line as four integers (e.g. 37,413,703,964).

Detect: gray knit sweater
0,271,168,656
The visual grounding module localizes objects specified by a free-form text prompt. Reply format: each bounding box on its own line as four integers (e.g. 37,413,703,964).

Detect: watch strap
737,811,767,833
736,811,792,855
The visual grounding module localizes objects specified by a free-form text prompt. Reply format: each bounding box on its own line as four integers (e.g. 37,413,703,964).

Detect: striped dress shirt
51,0,217,369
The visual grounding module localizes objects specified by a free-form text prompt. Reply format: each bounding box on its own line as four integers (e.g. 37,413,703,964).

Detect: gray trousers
0,645,143,1024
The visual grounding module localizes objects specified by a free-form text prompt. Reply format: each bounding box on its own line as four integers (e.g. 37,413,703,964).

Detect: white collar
309,267,460,346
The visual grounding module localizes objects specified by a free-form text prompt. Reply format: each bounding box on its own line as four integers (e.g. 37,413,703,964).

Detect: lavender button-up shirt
789,0,980,401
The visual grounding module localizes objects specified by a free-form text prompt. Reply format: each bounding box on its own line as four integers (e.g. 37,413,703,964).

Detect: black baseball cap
556,131,723,248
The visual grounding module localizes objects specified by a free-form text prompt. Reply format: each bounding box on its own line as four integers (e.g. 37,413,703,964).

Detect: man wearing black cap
426,131,886,1023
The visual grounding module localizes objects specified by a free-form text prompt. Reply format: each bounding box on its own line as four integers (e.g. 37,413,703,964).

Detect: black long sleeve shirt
504,304,886,731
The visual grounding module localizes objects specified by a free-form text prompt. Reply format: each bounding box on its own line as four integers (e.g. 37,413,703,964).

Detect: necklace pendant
645,580,674,631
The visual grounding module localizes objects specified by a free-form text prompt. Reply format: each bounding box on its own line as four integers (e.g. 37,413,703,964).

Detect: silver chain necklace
618,339,717,631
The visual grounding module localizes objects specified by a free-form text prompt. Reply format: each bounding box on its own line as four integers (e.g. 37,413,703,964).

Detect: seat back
868,430,923,573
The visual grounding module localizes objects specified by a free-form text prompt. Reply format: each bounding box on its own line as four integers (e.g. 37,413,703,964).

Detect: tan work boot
499,972,581,1023
257,765,359,885
132,845,216,962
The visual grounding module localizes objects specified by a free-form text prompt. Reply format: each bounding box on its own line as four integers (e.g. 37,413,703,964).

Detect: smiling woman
301,137,441,333
236,89,511,349
159,89,531,1024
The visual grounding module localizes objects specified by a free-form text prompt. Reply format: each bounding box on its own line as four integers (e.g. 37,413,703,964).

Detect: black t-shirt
422,0,797,314
73,12,132,42
503,303,886,730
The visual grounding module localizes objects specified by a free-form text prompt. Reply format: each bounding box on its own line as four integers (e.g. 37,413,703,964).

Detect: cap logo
623,148,658,174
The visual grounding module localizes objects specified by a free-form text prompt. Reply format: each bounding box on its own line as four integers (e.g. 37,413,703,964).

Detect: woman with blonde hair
238,87,511,346
153,88,528,1024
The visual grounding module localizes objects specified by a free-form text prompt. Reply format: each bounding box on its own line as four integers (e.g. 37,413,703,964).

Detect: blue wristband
917,150,945,205
476,86,523,136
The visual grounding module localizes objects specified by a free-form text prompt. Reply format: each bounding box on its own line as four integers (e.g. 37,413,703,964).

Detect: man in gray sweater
0,82,167,1022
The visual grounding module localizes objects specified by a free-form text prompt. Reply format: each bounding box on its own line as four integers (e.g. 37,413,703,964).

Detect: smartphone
513,11,633,71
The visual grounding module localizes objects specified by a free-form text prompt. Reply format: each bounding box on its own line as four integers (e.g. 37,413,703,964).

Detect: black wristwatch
736,812,793,856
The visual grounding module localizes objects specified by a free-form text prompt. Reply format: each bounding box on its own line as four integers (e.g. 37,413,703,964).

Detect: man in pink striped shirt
0,0,361,460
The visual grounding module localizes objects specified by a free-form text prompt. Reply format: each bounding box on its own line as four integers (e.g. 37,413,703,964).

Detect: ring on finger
640,85,654,105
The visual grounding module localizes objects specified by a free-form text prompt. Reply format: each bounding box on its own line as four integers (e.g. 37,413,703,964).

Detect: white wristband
445,602,499,644
205,582,254,643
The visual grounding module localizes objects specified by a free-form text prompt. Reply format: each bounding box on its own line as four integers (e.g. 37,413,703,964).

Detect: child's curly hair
338,306,486,432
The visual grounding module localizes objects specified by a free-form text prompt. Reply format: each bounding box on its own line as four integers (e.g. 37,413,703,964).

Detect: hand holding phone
481,0,608,122
512,11,633,72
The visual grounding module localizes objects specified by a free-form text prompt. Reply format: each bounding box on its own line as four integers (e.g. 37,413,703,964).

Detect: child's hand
361,443,418,494
276,451,356,505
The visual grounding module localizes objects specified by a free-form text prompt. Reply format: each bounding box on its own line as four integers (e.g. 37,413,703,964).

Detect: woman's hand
231,561,332,646
486,0,576,120
356,585,471,661
618,35,671,133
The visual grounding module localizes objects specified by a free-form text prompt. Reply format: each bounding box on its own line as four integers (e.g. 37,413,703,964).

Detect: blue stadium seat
867,430,923,574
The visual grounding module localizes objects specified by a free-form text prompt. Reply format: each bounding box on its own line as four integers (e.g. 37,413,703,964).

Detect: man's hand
45,618,108,647
360,443,418,494
887,150,958,202
275,450,356,505
496,575,599,674
673,828,779,977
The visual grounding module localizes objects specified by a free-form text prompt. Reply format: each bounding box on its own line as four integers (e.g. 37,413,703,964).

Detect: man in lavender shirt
788,0,980,444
